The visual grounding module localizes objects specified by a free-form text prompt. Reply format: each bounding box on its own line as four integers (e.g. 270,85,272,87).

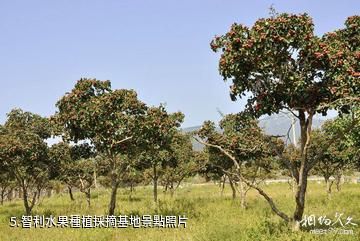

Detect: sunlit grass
0,182,359,240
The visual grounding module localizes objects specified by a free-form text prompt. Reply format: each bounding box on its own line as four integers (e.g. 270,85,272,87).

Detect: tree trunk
36,186,42,205
220,175,226,197
129,182,134,200
23,191,31,215
292,110,313,231
228,177,236,199
335,174,342,192
163,183,168,193
324,176,333,199
326,180,334,199
170,189,175,198
292,162,308,230
239,179,247,209
93,169,97,189
169,183,175,198
153,164,158,203
47,188,53,198
8,188,14,202
55,184,61,194
0,189,5,205
22,187,37,216
18,189,23,199
292,183,307,231
68,186,75,201
130,182,134,193
85,188,91,207
108,155,119,215
108,179,119,215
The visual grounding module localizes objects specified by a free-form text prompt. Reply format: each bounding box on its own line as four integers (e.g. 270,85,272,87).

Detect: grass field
0,182,359,241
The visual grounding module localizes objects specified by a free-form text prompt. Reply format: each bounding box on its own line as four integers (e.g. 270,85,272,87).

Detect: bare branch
281,107,299,119
238,172,290,222
111,136,132,148
193,137,241,170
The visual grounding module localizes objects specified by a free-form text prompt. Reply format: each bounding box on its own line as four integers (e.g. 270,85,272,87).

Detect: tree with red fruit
196,114,280,209
309,108,360,196
54,78,147,215
211,13,359,230
160,132,197,197
140,105,184,203
0,109,51,215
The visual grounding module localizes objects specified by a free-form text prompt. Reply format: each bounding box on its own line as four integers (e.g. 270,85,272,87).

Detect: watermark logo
300,212,357,235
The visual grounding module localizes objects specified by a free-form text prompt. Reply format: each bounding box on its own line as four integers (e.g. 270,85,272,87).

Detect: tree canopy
0,109,51,214
211,14,359,116
210,13,359,229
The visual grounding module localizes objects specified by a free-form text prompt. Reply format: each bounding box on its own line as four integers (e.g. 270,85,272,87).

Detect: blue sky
1,0,359,127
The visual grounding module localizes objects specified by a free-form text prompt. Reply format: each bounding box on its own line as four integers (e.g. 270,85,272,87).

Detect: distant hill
258,114,324,145
181,125,204,151
182,114,325,151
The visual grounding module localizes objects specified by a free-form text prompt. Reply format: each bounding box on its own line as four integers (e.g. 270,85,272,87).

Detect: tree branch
194,136,291,222
111,136,132,148
281,107,300,119
316,97,360,111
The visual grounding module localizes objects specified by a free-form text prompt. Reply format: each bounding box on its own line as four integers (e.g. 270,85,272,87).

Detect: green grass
0,182,359,241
